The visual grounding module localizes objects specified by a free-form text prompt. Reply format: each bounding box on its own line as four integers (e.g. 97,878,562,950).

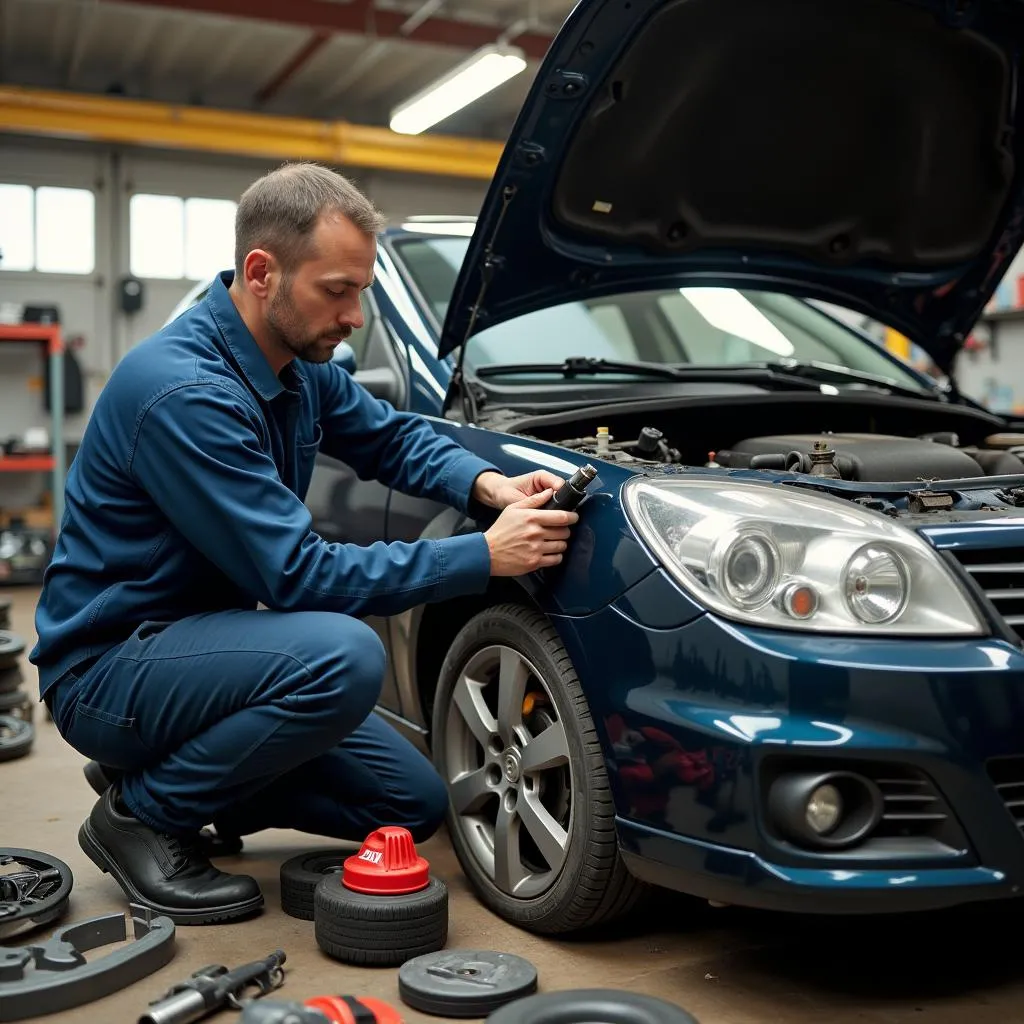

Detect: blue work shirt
31,270,497,697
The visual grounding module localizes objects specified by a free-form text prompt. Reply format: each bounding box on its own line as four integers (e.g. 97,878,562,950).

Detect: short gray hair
234,161,387,278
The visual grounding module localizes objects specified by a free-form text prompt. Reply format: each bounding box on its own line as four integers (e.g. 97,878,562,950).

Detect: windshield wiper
473,357,822,390
756,359,942,400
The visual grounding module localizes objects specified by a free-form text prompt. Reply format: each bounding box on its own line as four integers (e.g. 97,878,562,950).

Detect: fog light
805,783,842,834
767,770,883,850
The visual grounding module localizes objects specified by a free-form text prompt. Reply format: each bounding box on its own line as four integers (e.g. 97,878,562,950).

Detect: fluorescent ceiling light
390,45,527,135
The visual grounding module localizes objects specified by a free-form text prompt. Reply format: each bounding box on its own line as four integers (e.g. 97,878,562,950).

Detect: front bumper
617,823,1014,914
554,568,1024,913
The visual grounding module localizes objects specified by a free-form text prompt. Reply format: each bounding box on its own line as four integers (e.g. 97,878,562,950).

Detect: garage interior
6,1,1024,1022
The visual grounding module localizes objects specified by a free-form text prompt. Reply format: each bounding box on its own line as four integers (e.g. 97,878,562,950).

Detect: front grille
872,767,951,840
949,546,1024,642
987,756,1024,831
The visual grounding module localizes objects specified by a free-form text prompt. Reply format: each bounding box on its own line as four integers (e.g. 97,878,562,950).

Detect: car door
304,281,410,712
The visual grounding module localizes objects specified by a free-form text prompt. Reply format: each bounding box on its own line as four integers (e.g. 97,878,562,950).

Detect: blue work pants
46,609,449,842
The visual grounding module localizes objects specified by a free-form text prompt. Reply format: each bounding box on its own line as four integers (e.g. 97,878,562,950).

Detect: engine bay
494,389,1024,515
556,425,1024,480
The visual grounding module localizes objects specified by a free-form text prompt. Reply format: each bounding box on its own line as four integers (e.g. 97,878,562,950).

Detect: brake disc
0,850,74,941
398,950,538,1017
0,632,24,672
0,903,176,1021
0,717,32,763
485,989,702,1023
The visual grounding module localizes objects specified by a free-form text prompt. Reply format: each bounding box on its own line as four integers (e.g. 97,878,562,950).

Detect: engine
556,426,1024,482
713,431,1024,481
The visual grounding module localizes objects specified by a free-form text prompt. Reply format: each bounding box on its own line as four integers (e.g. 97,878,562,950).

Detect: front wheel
431,603,646,934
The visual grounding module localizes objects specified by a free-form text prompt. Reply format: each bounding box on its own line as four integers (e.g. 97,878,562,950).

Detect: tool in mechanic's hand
542,464,597,512
139,949,287,1024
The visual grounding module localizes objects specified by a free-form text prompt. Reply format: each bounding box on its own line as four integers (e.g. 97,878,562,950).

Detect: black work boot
82,760,244,857
77,786,263,925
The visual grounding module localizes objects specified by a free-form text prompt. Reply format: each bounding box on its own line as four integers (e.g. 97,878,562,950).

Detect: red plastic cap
341,826,430,895
305,995,405,1024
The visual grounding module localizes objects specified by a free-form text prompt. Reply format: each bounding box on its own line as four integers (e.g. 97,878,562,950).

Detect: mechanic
29,161,578,925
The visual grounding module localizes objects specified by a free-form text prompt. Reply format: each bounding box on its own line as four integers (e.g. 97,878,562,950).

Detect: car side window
338,307,373,366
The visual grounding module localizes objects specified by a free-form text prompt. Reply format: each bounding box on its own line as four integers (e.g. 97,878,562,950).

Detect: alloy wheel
443,644,573,900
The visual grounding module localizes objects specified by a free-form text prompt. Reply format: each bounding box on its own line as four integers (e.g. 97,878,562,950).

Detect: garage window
0,183,95,274
130,193,236,281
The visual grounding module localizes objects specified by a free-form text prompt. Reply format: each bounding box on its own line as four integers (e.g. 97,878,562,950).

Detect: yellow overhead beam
0,86,504,180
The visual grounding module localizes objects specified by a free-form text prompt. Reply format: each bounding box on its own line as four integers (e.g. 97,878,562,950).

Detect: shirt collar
206,270,300,402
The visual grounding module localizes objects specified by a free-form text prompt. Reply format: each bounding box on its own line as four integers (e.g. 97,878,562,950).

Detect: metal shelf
0,323,65,531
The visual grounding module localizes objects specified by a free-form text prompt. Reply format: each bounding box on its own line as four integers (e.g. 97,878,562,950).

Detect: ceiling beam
109,0,556,60
254,30,331,105
0,85,503,179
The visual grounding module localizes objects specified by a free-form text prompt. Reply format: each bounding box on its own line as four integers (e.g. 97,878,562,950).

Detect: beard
266,277,350,364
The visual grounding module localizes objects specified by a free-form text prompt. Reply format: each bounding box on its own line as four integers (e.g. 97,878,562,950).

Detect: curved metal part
0,850,74,942
0,903,176,1021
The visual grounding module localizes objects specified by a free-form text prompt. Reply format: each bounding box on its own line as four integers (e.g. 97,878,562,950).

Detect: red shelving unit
0,323,66,531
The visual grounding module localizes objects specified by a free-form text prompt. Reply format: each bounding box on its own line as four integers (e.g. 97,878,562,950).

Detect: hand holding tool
542,464,597,512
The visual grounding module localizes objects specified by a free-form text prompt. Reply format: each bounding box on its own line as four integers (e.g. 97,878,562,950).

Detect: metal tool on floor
398,950,538,1018
138,949,286,1024
0,903,175,1022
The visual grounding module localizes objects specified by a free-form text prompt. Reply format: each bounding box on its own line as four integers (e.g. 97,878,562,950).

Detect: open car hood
438,0,1024,376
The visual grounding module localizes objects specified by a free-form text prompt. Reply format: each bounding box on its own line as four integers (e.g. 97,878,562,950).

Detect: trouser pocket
67,701,153,771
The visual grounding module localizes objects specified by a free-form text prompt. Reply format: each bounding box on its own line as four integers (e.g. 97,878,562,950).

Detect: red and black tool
238,995,403,1024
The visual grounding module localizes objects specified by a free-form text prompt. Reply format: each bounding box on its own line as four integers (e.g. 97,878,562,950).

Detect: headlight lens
621,476,985,635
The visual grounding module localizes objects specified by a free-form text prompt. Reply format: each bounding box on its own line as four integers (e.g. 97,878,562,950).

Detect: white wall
0,133,487,507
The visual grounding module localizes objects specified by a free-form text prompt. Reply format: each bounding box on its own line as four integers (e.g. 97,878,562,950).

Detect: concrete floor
5,586,1024,1024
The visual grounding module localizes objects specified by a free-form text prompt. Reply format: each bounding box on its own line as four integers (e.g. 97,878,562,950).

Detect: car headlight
621,476,985,635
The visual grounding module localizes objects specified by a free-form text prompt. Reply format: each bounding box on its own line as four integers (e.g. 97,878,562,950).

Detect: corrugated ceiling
0,0,575,139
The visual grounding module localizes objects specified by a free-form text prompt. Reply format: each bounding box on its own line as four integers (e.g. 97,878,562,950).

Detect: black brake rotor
399,950,538,1017
0,631,25,672
0,849,74,941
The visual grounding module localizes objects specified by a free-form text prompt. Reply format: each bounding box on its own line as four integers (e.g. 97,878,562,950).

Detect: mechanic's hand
472,469,566,510
484,489,578,576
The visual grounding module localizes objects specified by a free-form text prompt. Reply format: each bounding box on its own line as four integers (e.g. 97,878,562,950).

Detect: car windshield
391,234,928,391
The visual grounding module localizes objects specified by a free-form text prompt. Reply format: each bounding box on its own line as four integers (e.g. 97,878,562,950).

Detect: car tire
280,848,351,920
486,989,700,1024
0,689,32,724
0,715,33,762
313,875,448,967
0,665,23,694
0,632,24,672
431,603,647,935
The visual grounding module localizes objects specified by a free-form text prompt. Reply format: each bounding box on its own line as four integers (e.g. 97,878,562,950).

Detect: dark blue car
172,0,1024,934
